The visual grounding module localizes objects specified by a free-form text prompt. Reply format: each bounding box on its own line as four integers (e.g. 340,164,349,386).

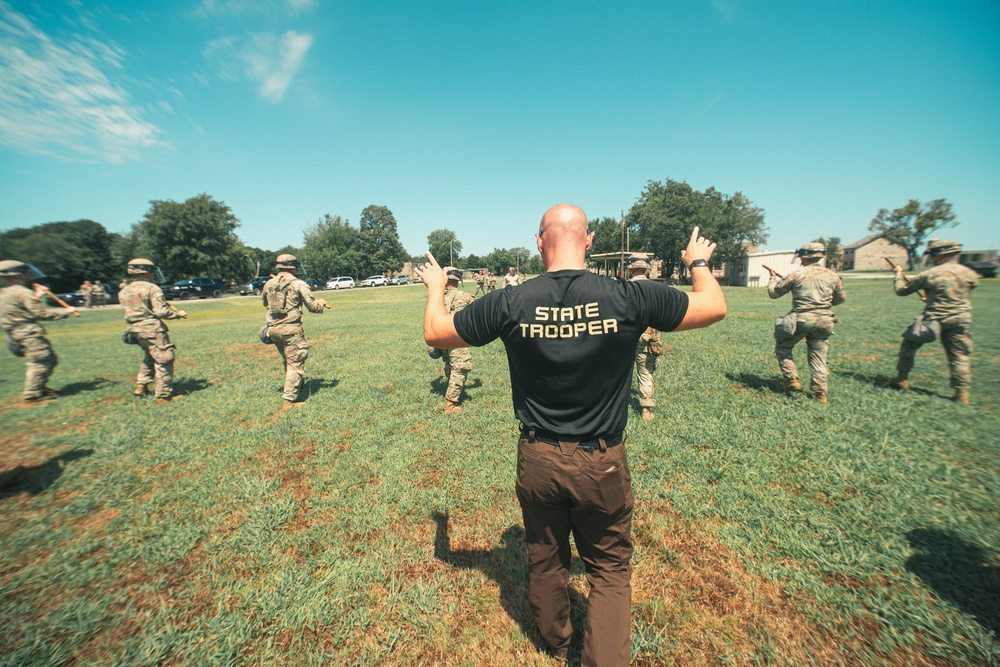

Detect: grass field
1,279,997,666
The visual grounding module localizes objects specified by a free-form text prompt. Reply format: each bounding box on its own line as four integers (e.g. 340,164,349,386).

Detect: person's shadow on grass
0,449,93,500
835,371,944,398
305,378,338,396
725,372,785,395
172,377,211,395
56,377,114,397
432,511,588,662
429,377,483,399
905,527,1000,636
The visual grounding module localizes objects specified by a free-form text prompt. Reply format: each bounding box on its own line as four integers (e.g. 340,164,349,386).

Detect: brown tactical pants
515,431,634,667
9,327,58,400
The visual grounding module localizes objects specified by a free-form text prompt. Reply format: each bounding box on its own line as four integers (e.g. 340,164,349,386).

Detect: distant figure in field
503,266,520,287
119,258,186,404
474,270,487,297
488,271,497,292
261,254,327,412
628,260,665,420
766,242,846,404
80,280,93,308
0,260,78,404
427,267,474,413
888,239,978,403
92,280,106,307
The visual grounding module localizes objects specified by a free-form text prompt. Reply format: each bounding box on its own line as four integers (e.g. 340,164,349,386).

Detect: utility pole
619,210,626,278
449,240,454,266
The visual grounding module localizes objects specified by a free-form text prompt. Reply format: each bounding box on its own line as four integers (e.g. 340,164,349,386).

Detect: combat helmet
127,258,166,283
629,259,650,270
444,267,463,281
796,242,826,259
924,239,962,257
275,254,302,272
0,260,46,280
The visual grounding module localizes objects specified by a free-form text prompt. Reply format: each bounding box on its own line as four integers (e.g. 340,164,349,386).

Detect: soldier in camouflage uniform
888,239,978,403
767,242,846,404
0,260,78,404
487,272,497,292
428,267,474,413
261,254,328,411
629,260,664,420
120,258,187,404
93,280,106,307
474,270,487,297
80,280,93,308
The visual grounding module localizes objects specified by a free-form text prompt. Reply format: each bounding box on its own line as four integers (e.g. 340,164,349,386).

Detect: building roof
844,234,880,250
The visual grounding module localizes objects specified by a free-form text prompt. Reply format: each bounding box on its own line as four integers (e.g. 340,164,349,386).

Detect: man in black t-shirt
416,204,726,666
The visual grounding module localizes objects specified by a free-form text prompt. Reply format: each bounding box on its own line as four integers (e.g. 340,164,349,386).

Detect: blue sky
1,0,998,259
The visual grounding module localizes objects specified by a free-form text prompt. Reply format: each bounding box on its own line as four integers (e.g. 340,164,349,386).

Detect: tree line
2,181,956,293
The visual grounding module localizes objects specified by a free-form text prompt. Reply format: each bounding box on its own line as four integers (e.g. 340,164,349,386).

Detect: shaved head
536,204,593,271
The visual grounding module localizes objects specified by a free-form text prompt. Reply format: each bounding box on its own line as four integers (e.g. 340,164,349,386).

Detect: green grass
1,280,997,666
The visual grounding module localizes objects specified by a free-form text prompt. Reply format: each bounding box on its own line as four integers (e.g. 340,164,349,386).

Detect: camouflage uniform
440,284,474,406
768,260,846,395
893,261,978,390
474,272,486,297
120,279,184,399
630,270,663,412
80,281,92,308
93,281,106,307
262,270,326,402
0,283,69,400
488,273,497,292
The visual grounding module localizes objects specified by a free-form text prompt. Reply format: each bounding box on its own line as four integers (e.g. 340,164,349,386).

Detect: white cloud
195,0,315,18
207,30,312,102
0,1,162,163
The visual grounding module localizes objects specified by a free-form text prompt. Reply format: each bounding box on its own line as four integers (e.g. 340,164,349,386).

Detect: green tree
527,254,544,275
133,194,243,281
484,248,515,276
0,220,116,292
357,205,407,276
427,229,462,266
300,214,362,279
461,254,485,270
812,236,843,269
628,179,767,275
588,216,623,255
868,199,957,270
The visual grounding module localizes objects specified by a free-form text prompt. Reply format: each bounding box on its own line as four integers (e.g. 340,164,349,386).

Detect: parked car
325,277,355,290
304,279,326,290
359,275,389,287
239,276,269,296
389,275,410,286
53,283,120,307
961,261,997,278
411,275,423,284
165,277,227,300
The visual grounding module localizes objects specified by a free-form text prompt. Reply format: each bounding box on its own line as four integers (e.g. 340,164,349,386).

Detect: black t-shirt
454,269,689,436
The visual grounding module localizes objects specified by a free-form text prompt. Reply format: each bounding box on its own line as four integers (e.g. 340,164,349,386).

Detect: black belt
524,428,623,450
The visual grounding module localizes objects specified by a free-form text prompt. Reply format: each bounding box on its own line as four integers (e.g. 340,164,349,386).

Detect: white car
325,277,355,289
360,275,389,287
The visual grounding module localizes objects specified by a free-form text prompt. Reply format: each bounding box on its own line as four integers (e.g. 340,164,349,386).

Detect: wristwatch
689,259,709,268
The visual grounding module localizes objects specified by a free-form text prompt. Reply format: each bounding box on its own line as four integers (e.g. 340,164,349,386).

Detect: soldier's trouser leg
775,332,805,382
516,432,633,667
443,348,472,404
274,331,309,402
634,351,659,408
940,316,972,389
137,333,175,399
896,337,923,377
805,334,831,394
18,333,57,400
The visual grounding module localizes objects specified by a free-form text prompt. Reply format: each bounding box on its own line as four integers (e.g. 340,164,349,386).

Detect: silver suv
360,275,388,287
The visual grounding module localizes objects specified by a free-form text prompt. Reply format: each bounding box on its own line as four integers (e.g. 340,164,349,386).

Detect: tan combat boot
785,378,803,393
887,374,909,390
444,400,463,414
641,408,655,421
156,395,181,405
815,393,829,404
953,388,970,404
21,395,56,407
279,400,303,412
134,383,151,397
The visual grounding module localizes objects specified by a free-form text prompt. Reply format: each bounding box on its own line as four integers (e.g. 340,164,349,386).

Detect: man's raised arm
674,226,727,332
416,252,472,349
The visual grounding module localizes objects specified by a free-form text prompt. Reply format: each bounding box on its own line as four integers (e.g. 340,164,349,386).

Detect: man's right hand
176,310,188,319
